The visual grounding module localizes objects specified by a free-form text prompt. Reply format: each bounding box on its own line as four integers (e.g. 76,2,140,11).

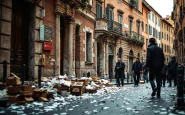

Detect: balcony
173,39,178,50
123,31,144,44
95,18,108,31
108,20,122,34
129,0,136,8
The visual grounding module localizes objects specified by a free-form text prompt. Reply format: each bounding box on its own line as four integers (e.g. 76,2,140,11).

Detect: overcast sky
145,0,173,18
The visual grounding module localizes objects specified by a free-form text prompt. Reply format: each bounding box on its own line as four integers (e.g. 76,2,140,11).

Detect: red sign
43,42,52,51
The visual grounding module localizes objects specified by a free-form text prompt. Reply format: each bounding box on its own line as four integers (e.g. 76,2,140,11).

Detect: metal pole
38,65,42,88
176,65,184,107
3,60,7,84
22,64,26,85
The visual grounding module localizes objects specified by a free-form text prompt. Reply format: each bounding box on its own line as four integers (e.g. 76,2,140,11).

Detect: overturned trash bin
176,64,185,108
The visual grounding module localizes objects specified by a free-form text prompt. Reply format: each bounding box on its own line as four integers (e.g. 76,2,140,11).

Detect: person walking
168,56,178,87
161,61,168,87
142,62,149,83
115,58,125,87
132,58,142,87
146,38,164,98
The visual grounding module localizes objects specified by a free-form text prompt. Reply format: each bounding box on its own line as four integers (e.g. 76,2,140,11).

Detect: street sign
44,26,52,41
40,24,44,41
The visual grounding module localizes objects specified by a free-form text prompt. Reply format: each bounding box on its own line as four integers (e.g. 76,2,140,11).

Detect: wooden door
11,0,29,76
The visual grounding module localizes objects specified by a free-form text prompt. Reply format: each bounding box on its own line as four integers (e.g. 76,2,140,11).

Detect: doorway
60,17,65,75
108,46,114,79
11,0,32,78
129,50,134,73
75,25,80,78
97,43,101,77
109,55,113,79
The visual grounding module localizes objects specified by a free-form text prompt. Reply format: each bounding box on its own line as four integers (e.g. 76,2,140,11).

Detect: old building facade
141,0,150,62
172,0,185,63
0,0,58,80
95,0,144,79
147,4,162,47
0,0,96,80
161,17,175,63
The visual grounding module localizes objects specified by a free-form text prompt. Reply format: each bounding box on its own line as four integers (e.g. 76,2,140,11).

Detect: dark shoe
151,88,157,97
157,95,161,98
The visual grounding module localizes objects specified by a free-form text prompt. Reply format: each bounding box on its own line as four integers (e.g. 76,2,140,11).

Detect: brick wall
42,0,56,77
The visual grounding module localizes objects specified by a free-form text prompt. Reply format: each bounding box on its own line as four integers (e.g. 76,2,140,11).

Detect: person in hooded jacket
146,38,164,98
168,56,178,87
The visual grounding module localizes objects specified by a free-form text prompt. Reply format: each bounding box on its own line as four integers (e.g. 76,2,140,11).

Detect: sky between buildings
146,0,173,18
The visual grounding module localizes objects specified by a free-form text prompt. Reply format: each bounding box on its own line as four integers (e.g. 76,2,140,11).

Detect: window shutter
112,11,114,20
100,5,102,18
106,7,110,20
96,3,98,18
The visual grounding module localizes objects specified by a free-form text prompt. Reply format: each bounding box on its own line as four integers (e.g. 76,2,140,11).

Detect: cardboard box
71,82,83,96
39,97,49,102
23,85,32,92
24,97,34,103
77,79,88,86
86,89,97,94
90,76,99,82
6,76,21,86
105,83,114,87
20,91,33,96
61,85,70,92
8,95,20,103
7,86,22,95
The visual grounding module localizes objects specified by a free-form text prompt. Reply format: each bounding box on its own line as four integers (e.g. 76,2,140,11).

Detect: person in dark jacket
132,58,142,87
161,61,168,87
142,62,149,83
168,56,178,87
115,58,125,86
146,38,164,98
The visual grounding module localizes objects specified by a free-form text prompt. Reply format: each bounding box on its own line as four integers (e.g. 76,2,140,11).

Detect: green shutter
106,7,110,20
112,11,114,20
100,5,102,18
96,3,98,18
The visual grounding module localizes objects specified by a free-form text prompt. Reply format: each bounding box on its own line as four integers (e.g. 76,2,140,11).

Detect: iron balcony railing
125,31,144,43
108,20,122,34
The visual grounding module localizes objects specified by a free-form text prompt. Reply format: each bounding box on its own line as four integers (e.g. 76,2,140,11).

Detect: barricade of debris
0,73,117,106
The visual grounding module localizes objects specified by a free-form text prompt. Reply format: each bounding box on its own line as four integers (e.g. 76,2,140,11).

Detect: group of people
115,38,179,98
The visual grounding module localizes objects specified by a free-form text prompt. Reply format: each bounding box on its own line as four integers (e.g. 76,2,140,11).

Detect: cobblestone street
1,83,183,115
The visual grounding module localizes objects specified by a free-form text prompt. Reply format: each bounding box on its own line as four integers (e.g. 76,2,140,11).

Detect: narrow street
1,83,181,115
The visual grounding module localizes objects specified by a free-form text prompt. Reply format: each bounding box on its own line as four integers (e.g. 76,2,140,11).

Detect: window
148,12,151,19
152,14,154,22
142,21,144,31
129,20,133,32
162,32,163,38
96,3,102,19
135,0,139,10
162,44,163,51
155,17,157,24
137,23,140,38
165,44,166,52
86,32,92,62
158,19,160,26
106,7,114,21
153,28,155,37
145,24,148,33
146,39,148,48
118,14,123,24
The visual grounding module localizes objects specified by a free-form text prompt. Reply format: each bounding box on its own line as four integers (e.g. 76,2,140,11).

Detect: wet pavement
0,83,184,115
